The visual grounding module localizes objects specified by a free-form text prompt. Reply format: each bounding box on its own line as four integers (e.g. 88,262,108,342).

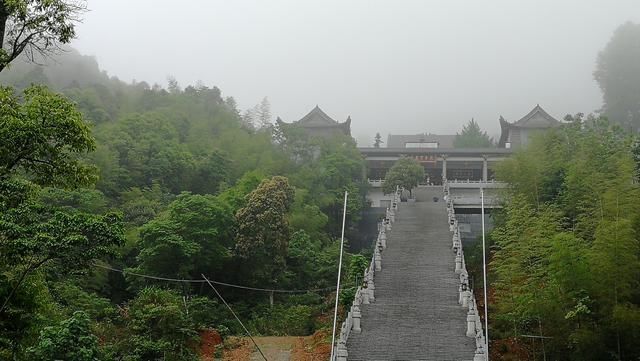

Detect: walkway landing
346,188,475,360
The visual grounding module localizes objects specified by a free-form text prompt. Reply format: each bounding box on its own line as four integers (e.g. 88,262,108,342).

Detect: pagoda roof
498,104,562,147
510,104,561,128
276,105,351,136
296,105,343,127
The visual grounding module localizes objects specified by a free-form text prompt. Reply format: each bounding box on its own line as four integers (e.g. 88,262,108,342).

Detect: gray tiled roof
276,105,352,136
296,105,340,127
510,104,561,128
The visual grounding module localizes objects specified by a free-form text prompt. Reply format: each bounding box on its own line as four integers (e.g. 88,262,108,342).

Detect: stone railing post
452,239,460,254
380,230,387,249
474,344,485,361
352,304,361,333
460,270,469,289
362,287,370,304
467,309,477,337
336,340,348,361
375,249,382,271
462,289,470,308
367,269,375,302
455,251,462,274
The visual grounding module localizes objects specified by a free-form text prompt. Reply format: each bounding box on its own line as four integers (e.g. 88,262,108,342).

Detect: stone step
346,190,475,360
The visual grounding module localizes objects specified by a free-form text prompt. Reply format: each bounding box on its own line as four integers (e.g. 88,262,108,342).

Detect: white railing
367,178,386,187
447,179,507,190
448,179,498,184
444,179,487,361
332,187,401,361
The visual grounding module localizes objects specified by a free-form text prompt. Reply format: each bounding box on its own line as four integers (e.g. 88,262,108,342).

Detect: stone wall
454,213,494,244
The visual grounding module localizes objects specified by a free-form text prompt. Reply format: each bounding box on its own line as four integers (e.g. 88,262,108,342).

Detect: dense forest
463,22,640,361
2,1,640,360
0,23,371,361
480,115,640,360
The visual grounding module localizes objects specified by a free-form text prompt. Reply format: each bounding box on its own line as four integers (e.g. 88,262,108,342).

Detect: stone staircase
346,188,476,360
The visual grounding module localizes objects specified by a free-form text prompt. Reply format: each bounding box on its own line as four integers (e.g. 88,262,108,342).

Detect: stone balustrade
448,179,499,184
367,178,386,187
333,188,402,361
444,180,487,361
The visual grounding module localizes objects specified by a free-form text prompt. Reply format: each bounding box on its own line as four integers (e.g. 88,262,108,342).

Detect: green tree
27,311,101,361
288,189,328,241
453,118,493,148
373,132,383,148
114,288,198,361
491,116,640,360
257,96,272,130
119,182,167,226
235,176,295,287
594,22,640,131
0,63,126,358
0,0,86,72
382,157,424,197
0,85,96,187
135,193,233,280
38,187,107,214
0,204,124,313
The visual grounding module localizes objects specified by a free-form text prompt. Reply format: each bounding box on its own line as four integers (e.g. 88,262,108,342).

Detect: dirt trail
222,334,330,361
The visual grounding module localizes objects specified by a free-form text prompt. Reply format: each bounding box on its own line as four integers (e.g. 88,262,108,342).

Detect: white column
442,157,448,180
482,156,488,182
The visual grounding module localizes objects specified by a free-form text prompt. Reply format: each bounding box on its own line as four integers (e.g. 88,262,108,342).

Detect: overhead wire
94,263,348,294
202,274,268,361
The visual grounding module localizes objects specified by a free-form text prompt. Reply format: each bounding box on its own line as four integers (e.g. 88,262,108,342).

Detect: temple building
498,104,561,148
359,104,561,187
359,104,562,243
276,105,351,138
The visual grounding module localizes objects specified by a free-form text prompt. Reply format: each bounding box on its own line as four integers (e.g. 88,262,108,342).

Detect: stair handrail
332,187,401,361
445,180,487,361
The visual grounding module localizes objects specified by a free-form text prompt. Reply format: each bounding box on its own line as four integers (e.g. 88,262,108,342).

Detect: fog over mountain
71,0,639,144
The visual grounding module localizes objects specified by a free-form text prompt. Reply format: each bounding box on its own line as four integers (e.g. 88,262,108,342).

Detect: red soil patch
215,331,331,361
291,330,332,361
199,329,223,361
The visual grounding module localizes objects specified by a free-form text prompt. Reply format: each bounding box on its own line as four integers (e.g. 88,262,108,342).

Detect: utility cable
94,263,344,294
202,274,268,361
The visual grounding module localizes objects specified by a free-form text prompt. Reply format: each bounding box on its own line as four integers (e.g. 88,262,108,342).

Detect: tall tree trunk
0,1,8,48
0,18,5,49
0,2,8,73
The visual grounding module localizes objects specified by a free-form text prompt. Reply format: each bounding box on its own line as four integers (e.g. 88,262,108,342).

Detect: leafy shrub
27,311,101,361
249,305,314,336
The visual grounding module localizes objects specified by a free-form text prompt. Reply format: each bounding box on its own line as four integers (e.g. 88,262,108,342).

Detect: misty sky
72,0,639,145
